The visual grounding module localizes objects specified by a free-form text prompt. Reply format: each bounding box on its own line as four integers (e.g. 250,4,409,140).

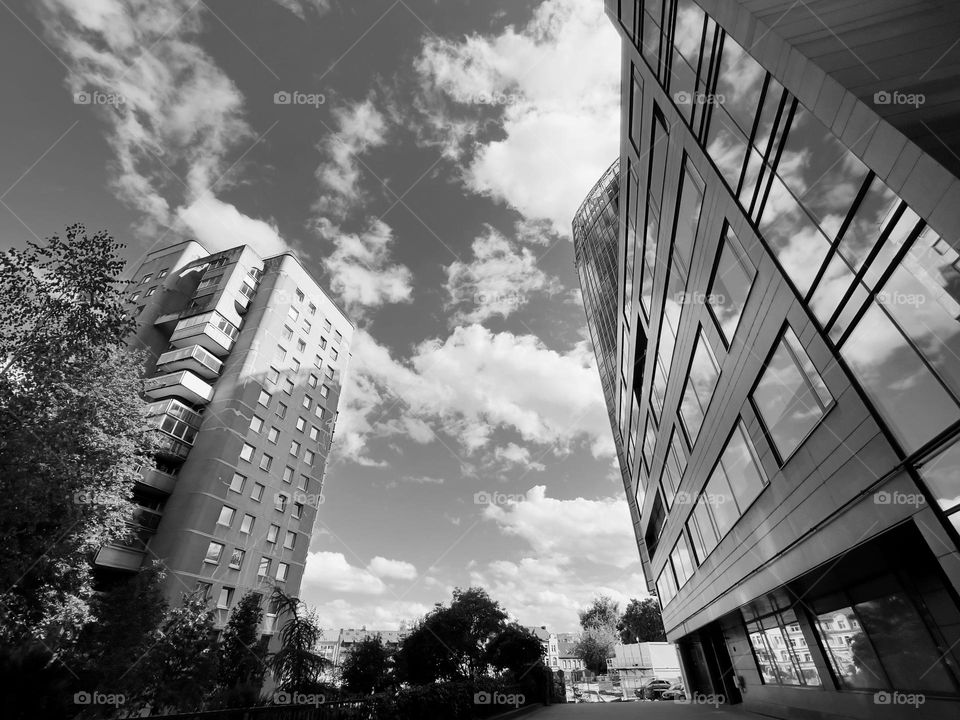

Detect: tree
574,635,613,676
618,598,667,643
576,596,621,675
484,624,544,680
215,591,268,707
269,588,328,694
579,595,621,632
340,635,394,696
0,226,151,650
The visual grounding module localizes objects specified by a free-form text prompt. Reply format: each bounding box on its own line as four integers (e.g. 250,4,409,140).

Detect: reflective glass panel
814,607,886,689
709,226,756,344
918,438,960,512
679,329,721,444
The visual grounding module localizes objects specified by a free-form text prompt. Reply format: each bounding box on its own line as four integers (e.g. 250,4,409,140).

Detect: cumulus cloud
445,225,560,323
493,443,546,473
270,0,331,19
177,194,288,256
414,0,620,235
368,556,418,581
301,552,419,594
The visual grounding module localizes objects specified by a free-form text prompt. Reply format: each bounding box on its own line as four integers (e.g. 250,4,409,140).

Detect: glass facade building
580,1,960,717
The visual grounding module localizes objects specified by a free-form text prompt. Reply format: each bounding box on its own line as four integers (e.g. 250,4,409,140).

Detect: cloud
493,443,546,473
414,0,620,235
321,218,414,312
37,0,291,256
306,598,432,631
302,551,387,595
483,485,639,569
368,556,418,581
315,98,388,220
445,225,560,323
177,194,288,256
270,0,331,19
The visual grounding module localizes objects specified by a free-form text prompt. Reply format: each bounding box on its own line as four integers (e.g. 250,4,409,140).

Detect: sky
0,0,650,633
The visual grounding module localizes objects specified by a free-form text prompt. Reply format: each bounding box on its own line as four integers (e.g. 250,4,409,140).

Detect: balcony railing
156,344,223,379
170,311,239,356
138,466,177,494
94,545,145,572
153,432,191,460
144,370,214,405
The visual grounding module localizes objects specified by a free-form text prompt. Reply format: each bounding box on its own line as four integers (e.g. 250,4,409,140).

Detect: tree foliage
576,596,621,675
215,591,268,707
618,597,667,643
269,587,329,694
340,635,394,696
484,623,544,680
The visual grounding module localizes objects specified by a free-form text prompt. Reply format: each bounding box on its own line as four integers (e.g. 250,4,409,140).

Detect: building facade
575,1,960,718
96,239,352,637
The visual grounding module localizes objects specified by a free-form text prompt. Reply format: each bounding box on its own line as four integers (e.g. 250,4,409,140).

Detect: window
320,385,330,398
240,514,255,534
283,378,294,395
918,439,960,528
282,466,294,484
239,443,255,462
141,273,152,284
283,531,296,550
291,358,301,373
276,562,289,582
145,287,156,297
314,406,325,420
205,541,224,564
308,373,318,388
656,564,678,607
259,453,273,471
275,493,288,512
289,440,301,457
325,366,334,380
708,225,756,345
251,483,265,502
258,389,271,407
258,557,271,579
267,524,279,543
753,328,832,462
678,329,721,445
267,367,280,384
308,302,316,316
217,506,235,527
158,268,168,278
229,472,246,493
267,427,280,444
334,330,343,343
295,288,304,303
289,305,300,320
295,416,306,432
281,326,294,343
319,337,327,349
745,607,820,687
324,319,332,332
670,534,695,589
331,348,339,361
303,319,312,333
628,65,644,153
297,339,306,353
276,402,287,419
130,291,140,302
217,587,234,609
250,415,264,433
276,346,287,363
297,474,309,491
660,428,686,509
293,503,304,520
229,548,245,570
309,426,320,441
304,450,314,466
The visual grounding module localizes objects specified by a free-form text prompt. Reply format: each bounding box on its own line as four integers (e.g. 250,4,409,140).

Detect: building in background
574,1,960,718
609,642,681,697
96,239,352,640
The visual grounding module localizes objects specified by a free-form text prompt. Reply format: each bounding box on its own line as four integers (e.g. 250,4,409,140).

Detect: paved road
525,701,750,719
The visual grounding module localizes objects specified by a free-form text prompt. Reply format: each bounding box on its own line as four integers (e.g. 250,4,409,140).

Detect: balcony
156,344,223,380
153,432,191,460
138,466,177,494
144,370,214,405
94,545,145,572
169,311,239,356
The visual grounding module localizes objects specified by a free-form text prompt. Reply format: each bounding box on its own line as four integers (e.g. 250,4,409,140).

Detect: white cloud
484,485,639,569
321,219,414,312
445,225,560,323
493,443,546,473
270,0,330,19
177,194,288,256
368,556,418,581
302,551,387,595
414,0,620,235
305,598,432,631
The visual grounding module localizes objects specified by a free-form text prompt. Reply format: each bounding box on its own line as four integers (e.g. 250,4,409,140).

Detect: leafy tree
579,595,621,632
484,624,544,680
618,598,667,643
340,635,394,696
215,591,268,707
574,635,612,676
576,596,621,675
0,226,151,650
269,588,328,694
395,587,508,684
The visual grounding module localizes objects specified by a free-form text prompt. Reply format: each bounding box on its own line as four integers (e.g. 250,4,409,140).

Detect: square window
314,354,323,368
145,287,156,297
240,514,255,534
315,406,325,420
296,416,306,432
291,358,301,373
158,268,168,278
267,367,280,384
297,339,306,353
217,506,235,527
290,440,301,457
130,291,140,302
304,450,314,466
331,348,339,361
308,373,318,388
275,493,288,512
267,524,279,543
217,587,234,609
709,226,756,345
250,415,264,433
298,474,309,491
283,378,294,395
258,389,272,407
324,319,332,333
276,346,287,362
141,273,152,284
302,396,311,410
320,337,328,350
283,531,296,550
229,548,244,570
282,325,294,342
334,331,342,343
276,402,287,419
205,541,224,564
303,320,312,333
293,502,304,520
276,562,289,582
309,426,320,441
282,466,294,484
295,288,305,303
229,473,246,493
308,302,316,316
320,385,330,398
240,443,255,462
251,483,265,502
753,328,833,462
259,453,273,471
325,367,334,380
267,427,280,444
258,557,271,578
289,306,300,321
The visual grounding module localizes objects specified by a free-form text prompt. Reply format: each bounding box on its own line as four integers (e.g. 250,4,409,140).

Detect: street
527,702,750,719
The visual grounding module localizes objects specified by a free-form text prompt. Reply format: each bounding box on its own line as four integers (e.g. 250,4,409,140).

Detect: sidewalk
525,701,755,719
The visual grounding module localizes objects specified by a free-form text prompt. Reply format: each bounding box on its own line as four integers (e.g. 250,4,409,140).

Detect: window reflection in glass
709,225,756,344
673,160,705,274
706,107,749,190
814,606,886,689
660,427,686,508
679,329,721,444
656,564,677,607
699,420,764,540
670,533,695,588
687,494,719,563
713,34,765,137
753,328,832,461
669,0,704,124
641,0,664,77
918,438,960,513
629,68,644,153
643,413,657,472
624,167,640,323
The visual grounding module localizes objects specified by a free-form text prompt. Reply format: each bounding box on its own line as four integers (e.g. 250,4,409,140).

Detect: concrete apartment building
95,239,352,636
572,1,960,717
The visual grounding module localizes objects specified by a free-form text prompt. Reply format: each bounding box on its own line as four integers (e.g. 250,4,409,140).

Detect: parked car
659,682,686,701
636,678,672,700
